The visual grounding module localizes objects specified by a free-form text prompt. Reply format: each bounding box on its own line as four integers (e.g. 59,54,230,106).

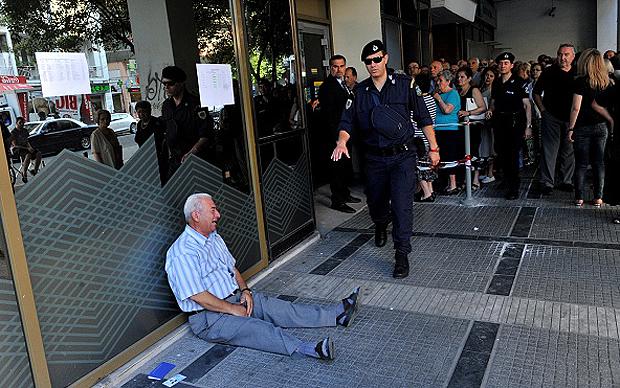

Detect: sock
295,341,321,358
336,298,346,325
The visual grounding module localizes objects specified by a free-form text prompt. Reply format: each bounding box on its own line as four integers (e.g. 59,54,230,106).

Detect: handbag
466,97,488,121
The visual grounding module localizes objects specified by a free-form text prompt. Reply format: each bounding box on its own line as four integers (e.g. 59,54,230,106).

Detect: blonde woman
568,49,615,207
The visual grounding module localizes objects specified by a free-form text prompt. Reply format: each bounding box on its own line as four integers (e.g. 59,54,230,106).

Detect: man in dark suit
318,54,360,213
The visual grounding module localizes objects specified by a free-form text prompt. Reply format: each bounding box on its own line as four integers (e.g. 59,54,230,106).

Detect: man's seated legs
188,288,361,360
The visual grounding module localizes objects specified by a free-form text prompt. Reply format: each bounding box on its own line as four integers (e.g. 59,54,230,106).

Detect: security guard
485,52,532,200
161,65,214,182
332,40,440,279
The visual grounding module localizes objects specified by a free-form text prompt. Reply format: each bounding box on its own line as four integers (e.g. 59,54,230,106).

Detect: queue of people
400,45,617,206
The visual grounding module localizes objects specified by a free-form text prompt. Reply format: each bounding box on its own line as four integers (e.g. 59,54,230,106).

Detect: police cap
361,40,385,61
495,52,515,63
162,65,187,82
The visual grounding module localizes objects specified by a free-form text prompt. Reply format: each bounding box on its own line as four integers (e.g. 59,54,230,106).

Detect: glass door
242,0,316,258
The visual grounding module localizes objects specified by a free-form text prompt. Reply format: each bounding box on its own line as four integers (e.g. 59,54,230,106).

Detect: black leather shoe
505,191,519,200
393,252,409,279
345,195,362,204
374,223,388,247
541,185,553,195
331,203,356,213
556,183,574,192
337,287,361,327
315,337,335,360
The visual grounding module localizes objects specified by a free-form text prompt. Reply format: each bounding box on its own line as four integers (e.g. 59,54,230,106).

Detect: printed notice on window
35,52,91,97
196,64,235,107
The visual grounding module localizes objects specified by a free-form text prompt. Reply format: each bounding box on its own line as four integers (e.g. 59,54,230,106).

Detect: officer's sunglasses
364,56,384,65
162,80,177,87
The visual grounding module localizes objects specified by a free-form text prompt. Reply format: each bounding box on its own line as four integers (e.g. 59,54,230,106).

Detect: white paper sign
35,52,91,97
196,64,234,107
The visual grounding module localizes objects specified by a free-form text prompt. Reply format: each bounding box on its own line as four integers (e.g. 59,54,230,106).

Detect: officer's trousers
188,292,339,355
494,114,526,194
364,151,416,255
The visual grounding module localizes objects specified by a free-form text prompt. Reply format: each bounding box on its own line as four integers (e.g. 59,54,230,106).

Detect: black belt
366,139,416,157
188,289,240,316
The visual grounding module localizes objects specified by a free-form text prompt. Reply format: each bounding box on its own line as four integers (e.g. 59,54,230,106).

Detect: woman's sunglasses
363,56,384,65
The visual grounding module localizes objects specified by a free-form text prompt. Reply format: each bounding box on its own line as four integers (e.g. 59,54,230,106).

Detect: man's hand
485,110,493,120
228,303,247,317
181,150,194,163
240,290,254,317
524,127,533,139
331,140,349,161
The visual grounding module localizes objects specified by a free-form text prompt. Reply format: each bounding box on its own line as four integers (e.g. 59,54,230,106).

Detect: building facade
0,1,619,387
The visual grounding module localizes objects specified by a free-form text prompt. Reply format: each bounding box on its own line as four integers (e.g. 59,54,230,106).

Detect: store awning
431,0,477,25
0,75,34,92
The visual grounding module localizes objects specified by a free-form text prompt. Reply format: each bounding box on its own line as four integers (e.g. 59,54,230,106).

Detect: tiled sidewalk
118,176,620,388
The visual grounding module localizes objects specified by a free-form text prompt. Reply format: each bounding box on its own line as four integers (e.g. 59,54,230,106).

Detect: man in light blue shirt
166,193,361,360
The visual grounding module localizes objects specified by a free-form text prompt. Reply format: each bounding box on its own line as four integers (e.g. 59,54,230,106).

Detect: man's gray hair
183,193,212,223
439,69,454,82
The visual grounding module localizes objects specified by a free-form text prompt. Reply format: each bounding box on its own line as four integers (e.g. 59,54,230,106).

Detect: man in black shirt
487,52,532,200
161,66,214,179
135,100,169,186
533,44,576,195
318,54,360,213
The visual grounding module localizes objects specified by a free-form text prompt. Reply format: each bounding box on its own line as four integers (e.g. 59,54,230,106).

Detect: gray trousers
188,292,339,355
539,111,575,187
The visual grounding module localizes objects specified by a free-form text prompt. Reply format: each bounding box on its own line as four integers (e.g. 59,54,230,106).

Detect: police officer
161,66,214,182
331,40,440,279
485,52,532,200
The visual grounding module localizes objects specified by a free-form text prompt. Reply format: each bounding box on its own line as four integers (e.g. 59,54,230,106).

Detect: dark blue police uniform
339,72,433,257
491,52,529,199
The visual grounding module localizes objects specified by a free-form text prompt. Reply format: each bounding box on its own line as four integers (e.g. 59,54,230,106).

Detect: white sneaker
481,176,496,184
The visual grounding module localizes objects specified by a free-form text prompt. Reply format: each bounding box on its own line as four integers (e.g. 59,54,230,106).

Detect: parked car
23,118,97,156
109,113,137,135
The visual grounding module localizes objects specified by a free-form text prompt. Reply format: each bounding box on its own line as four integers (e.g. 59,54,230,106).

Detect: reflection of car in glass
108,113,137,134
24,118,98,156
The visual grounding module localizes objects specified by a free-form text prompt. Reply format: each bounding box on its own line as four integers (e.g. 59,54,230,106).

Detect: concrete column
127,0,199,115
597,0,618,52
330,0,382,73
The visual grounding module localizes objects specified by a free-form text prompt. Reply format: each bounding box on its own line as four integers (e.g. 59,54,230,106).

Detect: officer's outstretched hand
429,151,440,167
331,140,350,161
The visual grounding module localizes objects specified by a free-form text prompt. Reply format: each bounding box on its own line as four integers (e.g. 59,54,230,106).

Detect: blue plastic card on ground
147,362,175,380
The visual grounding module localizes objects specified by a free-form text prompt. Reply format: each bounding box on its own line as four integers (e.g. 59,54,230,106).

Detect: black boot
374,223,388,247
393,252,409,279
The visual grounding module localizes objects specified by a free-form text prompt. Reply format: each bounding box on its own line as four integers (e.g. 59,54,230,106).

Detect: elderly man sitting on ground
166,193,361,360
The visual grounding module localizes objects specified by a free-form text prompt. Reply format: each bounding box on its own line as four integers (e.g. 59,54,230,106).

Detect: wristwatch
240,287,253,295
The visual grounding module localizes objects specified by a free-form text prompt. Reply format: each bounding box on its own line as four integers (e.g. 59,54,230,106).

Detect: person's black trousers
330,156,353,205
494,113,526,195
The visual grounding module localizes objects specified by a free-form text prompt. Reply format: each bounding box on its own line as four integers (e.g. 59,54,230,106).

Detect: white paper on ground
162,374,187,387
196,64,234,107
35,52,91,97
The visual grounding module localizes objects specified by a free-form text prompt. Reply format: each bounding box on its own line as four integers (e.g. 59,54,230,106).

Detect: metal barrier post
460,119,477,207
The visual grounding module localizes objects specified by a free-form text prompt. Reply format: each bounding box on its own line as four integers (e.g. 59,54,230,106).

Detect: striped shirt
165,225,238,312
412,94,437,149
